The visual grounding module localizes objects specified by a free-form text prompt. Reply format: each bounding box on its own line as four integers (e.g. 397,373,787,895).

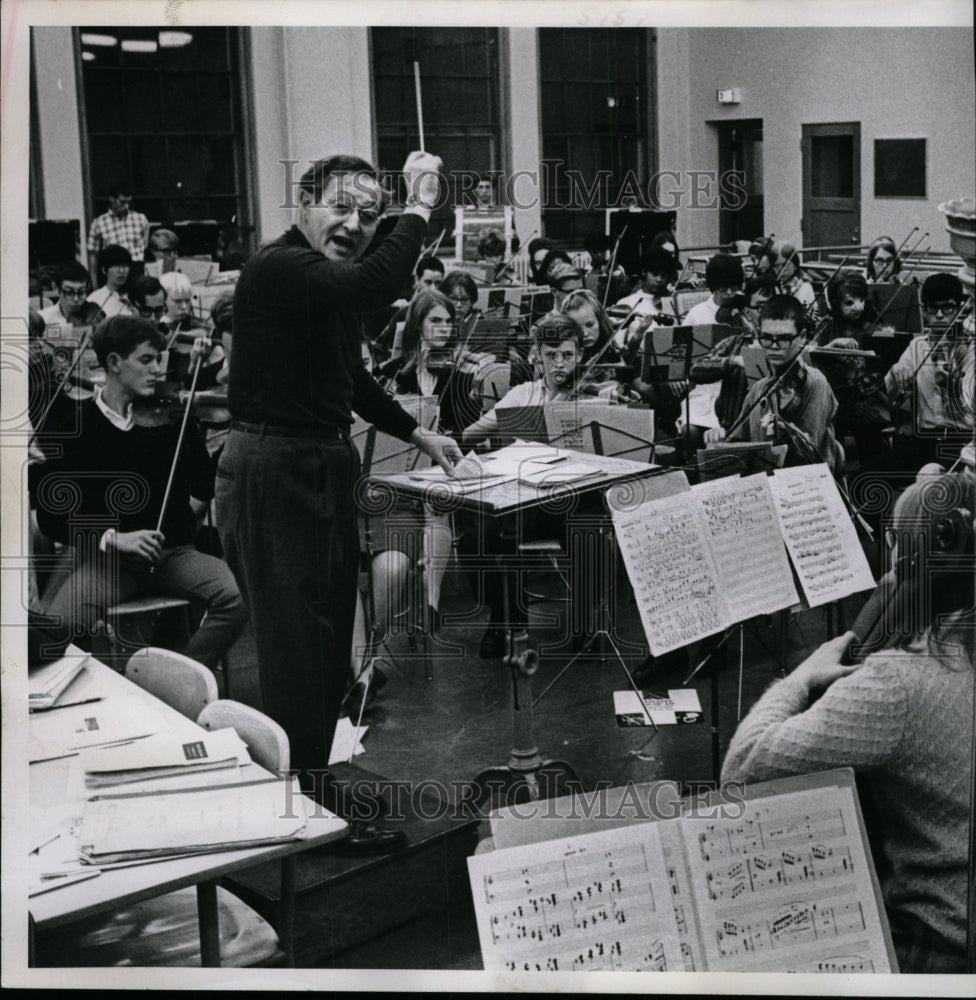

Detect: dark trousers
216,429,361,799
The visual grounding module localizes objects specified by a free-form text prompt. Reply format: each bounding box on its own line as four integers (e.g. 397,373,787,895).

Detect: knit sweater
35,400,213,549
722,644,974,951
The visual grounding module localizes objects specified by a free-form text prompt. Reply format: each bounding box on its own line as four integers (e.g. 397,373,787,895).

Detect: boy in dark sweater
36,316,246,667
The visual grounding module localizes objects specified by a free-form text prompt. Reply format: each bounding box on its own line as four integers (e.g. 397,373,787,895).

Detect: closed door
801,122,861,248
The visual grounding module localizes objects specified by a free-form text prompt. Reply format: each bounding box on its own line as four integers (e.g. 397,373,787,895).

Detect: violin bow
154,350,204,537
27,327,95,449
602,224,629,310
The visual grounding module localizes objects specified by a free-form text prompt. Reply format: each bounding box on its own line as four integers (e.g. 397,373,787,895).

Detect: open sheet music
611,474,799,656
768,465,875,607
468,770,894,973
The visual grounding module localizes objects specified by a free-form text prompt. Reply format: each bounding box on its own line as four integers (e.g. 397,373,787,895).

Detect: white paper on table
691,473,800,621
468,821,684,972
29,696,168,763
769,464,875,607
329,717,367,764
80,727,251,781
680,785,892,973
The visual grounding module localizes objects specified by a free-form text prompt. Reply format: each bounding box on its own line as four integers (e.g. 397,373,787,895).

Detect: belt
231,419,349,441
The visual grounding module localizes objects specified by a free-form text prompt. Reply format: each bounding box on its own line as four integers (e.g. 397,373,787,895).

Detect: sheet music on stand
611,474,799,656
768,465,875,607
468,769,895,973
351,395,438,474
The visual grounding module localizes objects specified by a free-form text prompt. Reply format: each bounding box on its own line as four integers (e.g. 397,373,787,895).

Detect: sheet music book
469,770,894,973
611,474,799,656
78,777,308,863
29,653,89,710
768,465,875,608
80,727,251,788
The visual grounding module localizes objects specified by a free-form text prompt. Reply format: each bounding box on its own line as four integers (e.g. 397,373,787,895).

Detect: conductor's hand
411,428,462,476
791,631,860,693
111,529,165,564
402,151,443,208
704,426,727,444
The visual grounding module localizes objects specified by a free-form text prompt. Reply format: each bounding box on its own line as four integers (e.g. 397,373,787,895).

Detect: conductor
217,151,461,854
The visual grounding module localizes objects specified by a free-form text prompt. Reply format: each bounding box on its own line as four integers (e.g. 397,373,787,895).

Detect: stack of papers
81,728,252,789
29,696,168,764
28,819,100,896
79,778,308,864
29,654,90,711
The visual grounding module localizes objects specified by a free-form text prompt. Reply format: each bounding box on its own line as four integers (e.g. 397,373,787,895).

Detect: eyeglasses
922,301,959,316
59,286,88,299
139,306,166,319
449,296,472,307
322,201,380,227
758,333,801,348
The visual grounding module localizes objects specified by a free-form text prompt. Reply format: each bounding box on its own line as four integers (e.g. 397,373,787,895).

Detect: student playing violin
35,315,246,668
706,294,842,471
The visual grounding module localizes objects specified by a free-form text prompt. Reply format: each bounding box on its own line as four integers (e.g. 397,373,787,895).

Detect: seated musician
865,235,902,284
38,261,97,336
86,244,137,321
527,237,556,286
682,252,744,326
127,274,168,326
815,269,881,348
706,294,842,471
722,470,975,973
370,254,446,364
35,315,246,669
478,227,520,284
376,288,484,435
148,228,180,273
766,239,819,320
158,271,197,333
881,273,972,469
542,252,585,308
747,236,774,278
462,311,615,449
557,288,633,398
686,275,776,443
610,246,678,348
439,270,480,325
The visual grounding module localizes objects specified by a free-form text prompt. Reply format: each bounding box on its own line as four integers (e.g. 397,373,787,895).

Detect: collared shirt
885,334,975,434
87,209,149,261
462,377,572,445
93,386,135,431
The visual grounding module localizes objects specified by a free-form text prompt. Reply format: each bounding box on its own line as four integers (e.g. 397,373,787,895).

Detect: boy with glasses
706,294,841,470
883,273,972,463
39,261,96,334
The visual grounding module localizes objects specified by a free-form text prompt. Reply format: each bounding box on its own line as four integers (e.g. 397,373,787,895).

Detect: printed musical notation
769,465,875,607
692,474,799,621
612,491,728,656
469,822,684,972
683,785,892,973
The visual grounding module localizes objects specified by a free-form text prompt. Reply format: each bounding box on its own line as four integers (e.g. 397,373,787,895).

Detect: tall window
371,28,502,237
77,27,250,230
539,28,649,243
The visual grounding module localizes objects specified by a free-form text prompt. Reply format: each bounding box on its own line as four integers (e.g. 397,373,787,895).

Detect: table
28,653,347,967
367,446,669,809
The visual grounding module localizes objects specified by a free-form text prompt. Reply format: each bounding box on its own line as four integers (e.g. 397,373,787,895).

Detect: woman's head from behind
889,471,975,655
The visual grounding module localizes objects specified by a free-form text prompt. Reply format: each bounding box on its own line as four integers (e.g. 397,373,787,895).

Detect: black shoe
479,626,507,659
328,821,407,856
